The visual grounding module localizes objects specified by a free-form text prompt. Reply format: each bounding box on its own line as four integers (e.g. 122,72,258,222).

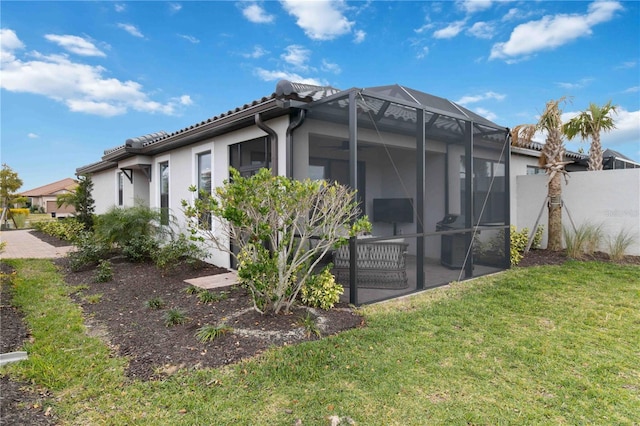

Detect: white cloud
0,30,188,117
178,34,200,44
456,91,506,105
555,78,594,90
457,0,493,14
472,107,498,122
0,29,25,59
490,0,623,60
254,67,327,86
27,133,39,139
353,29,366,44
115,3,126,12
169,3,182,13
281,44,310,70
242,3,275,23
623,86,639,94
467,21,495,39
321,59,341,74
416,46,429,59
117,23,144,38
281,0,354,40
44,34,106,57
433,20,466,39
615,60,637,70
177,95,193,106
414,23,433,34
242,45,268,59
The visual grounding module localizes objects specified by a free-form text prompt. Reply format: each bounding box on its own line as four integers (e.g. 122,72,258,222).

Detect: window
460,157,506,224
117,172,124,206
197,151,212,229
229,137,270,177
159,162,169,225
526,165,545,175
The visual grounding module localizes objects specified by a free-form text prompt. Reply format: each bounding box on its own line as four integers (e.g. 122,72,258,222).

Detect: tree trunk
547,172,563,251
588,133,603,171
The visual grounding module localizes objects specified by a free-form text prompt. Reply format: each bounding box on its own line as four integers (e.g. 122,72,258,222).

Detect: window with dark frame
197,151,212,229
117,172,124,206
160,161,169,225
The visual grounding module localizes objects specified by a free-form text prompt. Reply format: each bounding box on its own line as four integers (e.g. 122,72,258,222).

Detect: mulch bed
1,233,639,424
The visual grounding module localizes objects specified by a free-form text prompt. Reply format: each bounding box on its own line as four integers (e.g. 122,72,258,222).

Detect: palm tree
563,101,618,171
512,98,570,251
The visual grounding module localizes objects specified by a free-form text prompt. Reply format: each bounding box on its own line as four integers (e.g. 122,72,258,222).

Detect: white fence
515,168,640,256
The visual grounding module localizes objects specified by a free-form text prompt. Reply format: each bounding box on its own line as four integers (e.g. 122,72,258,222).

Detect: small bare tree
182,168,370,314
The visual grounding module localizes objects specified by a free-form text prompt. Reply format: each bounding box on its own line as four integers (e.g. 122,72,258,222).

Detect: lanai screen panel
292,87,510,304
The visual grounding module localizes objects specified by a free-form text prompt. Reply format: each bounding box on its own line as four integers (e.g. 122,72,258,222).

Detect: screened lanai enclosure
282,82,511,305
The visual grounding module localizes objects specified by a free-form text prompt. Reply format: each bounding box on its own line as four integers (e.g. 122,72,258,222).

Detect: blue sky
2,0,639,191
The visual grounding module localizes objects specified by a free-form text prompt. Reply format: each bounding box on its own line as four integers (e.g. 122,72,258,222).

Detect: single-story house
21,177,78,218
78,80,511,305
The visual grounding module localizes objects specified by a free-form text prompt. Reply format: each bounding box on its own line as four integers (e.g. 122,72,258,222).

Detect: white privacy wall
515,169,640,256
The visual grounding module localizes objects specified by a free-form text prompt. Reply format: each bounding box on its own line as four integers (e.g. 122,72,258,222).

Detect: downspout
255,113,278,175
285,110,306,178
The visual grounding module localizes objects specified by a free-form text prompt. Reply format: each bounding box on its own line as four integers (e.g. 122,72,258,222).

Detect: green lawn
2,259,639,425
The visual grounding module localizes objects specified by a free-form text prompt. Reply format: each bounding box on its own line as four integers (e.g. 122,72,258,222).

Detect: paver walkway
0,229,74,259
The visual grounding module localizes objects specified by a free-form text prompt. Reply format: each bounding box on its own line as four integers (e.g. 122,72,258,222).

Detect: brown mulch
57,257,364,381
1,234,638,424
28,230,72,248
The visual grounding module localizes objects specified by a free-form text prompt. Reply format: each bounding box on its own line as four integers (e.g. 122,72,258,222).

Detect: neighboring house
21,178,78,218
77,80,511,305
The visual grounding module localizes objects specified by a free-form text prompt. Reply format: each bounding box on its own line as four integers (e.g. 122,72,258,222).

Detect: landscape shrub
183,167,370,314
68,231,109,272
9,208,29,217
152,234,207,271
94,260,113,283
94,205,163,249
564,222,604,259
34,218,85,243
146,297,166,310
195,324,232,343
12,213,27,229
480,225,544,266
607,230,635,261
164,308,188,327
301,265,343,310
122,235,159,262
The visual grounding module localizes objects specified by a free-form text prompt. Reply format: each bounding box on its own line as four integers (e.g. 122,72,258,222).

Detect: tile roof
21,178,77,196
514,140,586,160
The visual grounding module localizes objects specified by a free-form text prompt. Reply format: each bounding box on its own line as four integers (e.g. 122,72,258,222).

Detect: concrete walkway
0,229,74,259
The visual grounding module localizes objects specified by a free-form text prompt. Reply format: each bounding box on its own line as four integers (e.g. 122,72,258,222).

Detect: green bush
34,218,85,243
94,260,113,283
300,266,343,310
94,205,162,249
68,231,109,272
184,167,369,314
122,235,158,263
152,234,207,271
514,225,544,266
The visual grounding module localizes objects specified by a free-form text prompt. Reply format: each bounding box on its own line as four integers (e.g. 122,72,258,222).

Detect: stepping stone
185,271,238,290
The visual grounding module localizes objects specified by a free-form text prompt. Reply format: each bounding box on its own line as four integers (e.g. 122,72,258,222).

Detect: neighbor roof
21,178,77,197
